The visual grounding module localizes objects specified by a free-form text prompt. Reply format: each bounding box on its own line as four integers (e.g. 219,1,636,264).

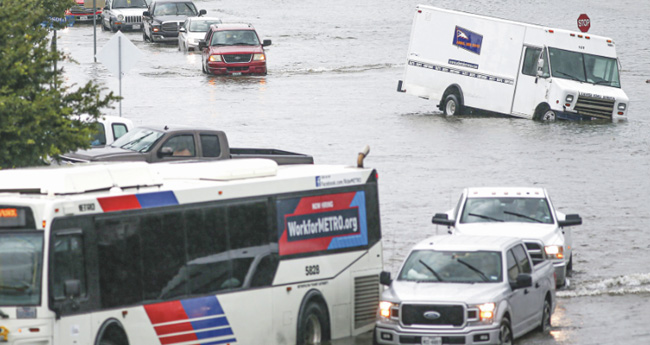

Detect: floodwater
56,0,650,343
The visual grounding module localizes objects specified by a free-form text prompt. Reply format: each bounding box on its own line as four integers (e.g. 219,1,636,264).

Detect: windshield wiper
456,259,489,282
503,211,543,223
231,42,255,46
418,259,444,282
556,71,583,82
467,213,503,222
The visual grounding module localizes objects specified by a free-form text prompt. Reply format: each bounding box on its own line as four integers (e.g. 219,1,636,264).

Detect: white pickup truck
431,187,582,287
375,235,555,345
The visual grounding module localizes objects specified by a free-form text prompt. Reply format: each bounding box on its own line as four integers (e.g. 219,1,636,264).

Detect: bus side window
250,253,279,288
522,47,542,76
52,232,87,299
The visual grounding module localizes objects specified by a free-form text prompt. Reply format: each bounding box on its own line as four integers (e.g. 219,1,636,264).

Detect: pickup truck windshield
110,128,165,152
153,2,197,16
398,250,502,283
548,47,621,88
0,232,43,306
460,197,554,224
211,30,260,46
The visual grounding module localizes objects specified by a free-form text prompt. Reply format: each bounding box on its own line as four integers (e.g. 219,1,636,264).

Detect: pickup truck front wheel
499,319,513,345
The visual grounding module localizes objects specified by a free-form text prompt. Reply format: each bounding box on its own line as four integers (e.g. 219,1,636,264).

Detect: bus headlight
618,103,626,111
545,245,564,259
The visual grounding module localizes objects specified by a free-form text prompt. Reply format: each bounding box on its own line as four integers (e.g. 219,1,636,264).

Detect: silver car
101,0,148,32
178,16,222,52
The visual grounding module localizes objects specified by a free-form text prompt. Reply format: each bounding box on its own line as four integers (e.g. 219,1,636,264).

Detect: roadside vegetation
0,0,118,168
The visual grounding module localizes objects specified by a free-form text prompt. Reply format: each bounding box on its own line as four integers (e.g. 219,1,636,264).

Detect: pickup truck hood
454,223,562,245
61,146,146,162
154,15,188,23
209,45,264,55
385,281,504,305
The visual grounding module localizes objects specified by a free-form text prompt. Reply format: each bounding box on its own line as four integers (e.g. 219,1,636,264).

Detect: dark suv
142,0,206,43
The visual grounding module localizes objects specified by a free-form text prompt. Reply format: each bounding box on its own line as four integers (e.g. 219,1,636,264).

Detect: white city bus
0,158,383,345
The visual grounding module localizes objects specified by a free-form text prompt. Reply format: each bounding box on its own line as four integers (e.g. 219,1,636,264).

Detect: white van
398,5,629,121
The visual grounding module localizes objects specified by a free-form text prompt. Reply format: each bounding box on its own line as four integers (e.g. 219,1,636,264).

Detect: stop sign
577,13,590,32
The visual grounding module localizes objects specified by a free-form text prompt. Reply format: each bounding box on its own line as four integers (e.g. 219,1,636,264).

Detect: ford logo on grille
423,311,441,320
234,56,241,60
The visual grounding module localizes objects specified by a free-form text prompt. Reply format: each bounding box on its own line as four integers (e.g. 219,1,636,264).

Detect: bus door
50,227,94,345
512,46,551,118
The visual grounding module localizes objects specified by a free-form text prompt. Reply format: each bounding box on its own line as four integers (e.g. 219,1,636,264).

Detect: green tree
0,0,119,168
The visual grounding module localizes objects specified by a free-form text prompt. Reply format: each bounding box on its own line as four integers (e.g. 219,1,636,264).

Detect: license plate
132,24,140,30
421,336,442,345
231,72,242,76
79,16,88,20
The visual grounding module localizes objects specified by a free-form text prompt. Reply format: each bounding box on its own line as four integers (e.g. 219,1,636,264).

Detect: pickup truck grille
161,22,179,32
401,304,464,327
574,95,614,120
223,54,252,63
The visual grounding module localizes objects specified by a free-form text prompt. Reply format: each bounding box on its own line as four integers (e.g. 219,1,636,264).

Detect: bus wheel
443,94,461,116
298,302,330,345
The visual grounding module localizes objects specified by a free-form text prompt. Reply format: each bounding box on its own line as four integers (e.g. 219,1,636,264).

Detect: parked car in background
101,0,148,32
76,115,134,146
65,0,102,23
178,16,222,52
142,0,206,43
431,187,582,287
376,235,556,345
199,23,272,76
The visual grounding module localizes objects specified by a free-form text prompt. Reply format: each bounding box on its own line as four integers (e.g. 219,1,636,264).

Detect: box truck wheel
541,109,557,121
443,94,462,116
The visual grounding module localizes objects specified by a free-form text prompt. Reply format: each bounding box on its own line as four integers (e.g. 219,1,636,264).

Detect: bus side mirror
64,279,81,299
380,271,392,286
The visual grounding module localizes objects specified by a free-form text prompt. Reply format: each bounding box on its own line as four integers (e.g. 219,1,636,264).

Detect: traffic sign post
96,31,143,117
577,13,590,33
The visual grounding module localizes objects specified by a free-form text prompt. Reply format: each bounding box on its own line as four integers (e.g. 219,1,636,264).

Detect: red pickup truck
199,23,272,76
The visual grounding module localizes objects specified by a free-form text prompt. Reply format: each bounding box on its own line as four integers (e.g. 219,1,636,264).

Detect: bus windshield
548,47,621,88
110,127,165,152
0,232,43,306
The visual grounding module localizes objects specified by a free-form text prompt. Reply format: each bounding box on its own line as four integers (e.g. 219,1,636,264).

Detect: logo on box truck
452,26,483,55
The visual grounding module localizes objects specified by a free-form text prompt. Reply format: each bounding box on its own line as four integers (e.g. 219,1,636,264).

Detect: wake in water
558,273,650,298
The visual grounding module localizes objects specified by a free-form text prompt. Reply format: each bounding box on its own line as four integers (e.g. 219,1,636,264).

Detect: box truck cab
398,5,629,122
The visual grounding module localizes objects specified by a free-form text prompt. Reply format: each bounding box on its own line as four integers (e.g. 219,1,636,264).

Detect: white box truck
397,5,629,121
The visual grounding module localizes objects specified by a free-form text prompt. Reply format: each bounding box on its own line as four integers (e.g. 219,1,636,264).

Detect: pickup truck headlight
479,303,495,321
253,53,266,61
209,54,222,62
544,245,564,259
379,301,398,319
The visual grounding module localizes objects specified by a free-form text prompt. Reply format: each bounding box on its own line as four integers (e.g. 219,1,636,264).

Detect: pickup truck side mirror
143,11,150,17
510,273,532,290
558,214,582,227
158,147,174,158
179,27,186,33
64,279,81,298
262,39,272,47
431,213,455,227
379,271,392,286
199,9,207,16
198,40,206,50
